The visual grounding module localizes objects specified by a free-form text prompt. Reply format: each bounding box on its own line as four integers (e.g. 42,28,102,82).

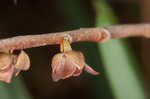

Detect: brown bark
0,23,149,51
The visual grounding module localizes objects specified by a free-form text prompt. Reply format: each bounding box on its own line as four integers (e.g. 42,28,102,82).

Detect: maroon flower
51,50,99,82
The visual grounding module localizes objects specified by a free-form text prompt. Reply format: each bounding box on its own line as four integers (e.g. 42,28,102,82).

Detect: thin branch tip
0,23,149,51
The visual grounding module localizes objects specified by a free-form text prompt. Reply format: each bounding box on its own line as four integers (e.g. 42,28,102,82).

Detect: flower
51,37,99,82
51,50,99,82
0,52,14,83
14,50,30,76
0,50,30,83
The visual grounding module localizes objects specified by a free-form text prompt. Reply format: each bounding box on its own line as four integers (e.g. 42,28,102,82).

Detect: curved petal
84,64,99,75
52,55,76,81
15,50,30,70
0,66,14,83
73,68,82,77
52,72,61,82
51,53,64,82
66,51,85,69
0,52,11,70
51,53,64,72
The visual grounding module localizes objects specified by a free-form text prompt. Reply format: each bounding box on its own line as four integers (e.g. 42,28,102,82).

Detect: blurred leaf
0,76,32,99
94,0,147,99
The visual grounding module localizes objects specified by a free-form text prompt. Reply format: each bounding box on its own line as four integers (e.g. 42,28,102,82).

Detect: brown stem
0,23,150,51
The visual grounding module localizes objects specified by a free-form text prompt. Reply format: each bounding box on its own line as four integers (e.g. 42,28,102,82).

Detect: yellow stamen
60,37,72,52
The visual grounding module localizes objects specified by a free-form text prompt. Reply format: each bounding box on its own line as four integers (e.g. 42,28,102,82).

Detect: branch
0,23,150,51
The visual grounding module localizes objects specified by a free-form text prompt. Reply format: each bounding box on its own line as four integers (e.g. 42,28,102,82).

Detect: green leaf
0,76,32,99
94,0,147,99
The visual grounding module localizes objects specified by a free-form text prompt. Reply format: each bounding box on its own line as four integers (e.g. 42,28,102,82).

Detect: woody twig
0,23,149,51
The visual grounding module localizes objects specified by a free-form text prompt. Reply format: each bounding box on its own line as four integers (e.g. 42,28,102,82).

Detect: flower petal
51,53,64,82
52,72,61,82
0,66,14,83
0,52,11,70
51,53,64,72
66,51,85,69
73,68,82,77
54,55,76,79
51,54,76,81
84,64,99,75
15,50,30,70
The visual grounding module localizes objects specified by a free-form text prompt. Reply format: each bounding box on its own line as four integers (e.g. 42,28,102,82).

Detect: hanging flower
14,50,30,76
51,37,99,82
0,50,30,83
0,51,14,83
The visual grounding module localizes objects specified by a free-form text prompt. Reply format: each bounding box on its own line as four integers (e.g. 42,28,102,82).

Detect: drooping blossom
0,50,30,83
14,50,30,76
51,37,99,82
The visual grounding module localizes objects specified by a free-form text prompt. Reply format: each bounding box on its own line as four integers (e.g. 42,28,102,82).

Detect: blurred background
0,0,150,99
